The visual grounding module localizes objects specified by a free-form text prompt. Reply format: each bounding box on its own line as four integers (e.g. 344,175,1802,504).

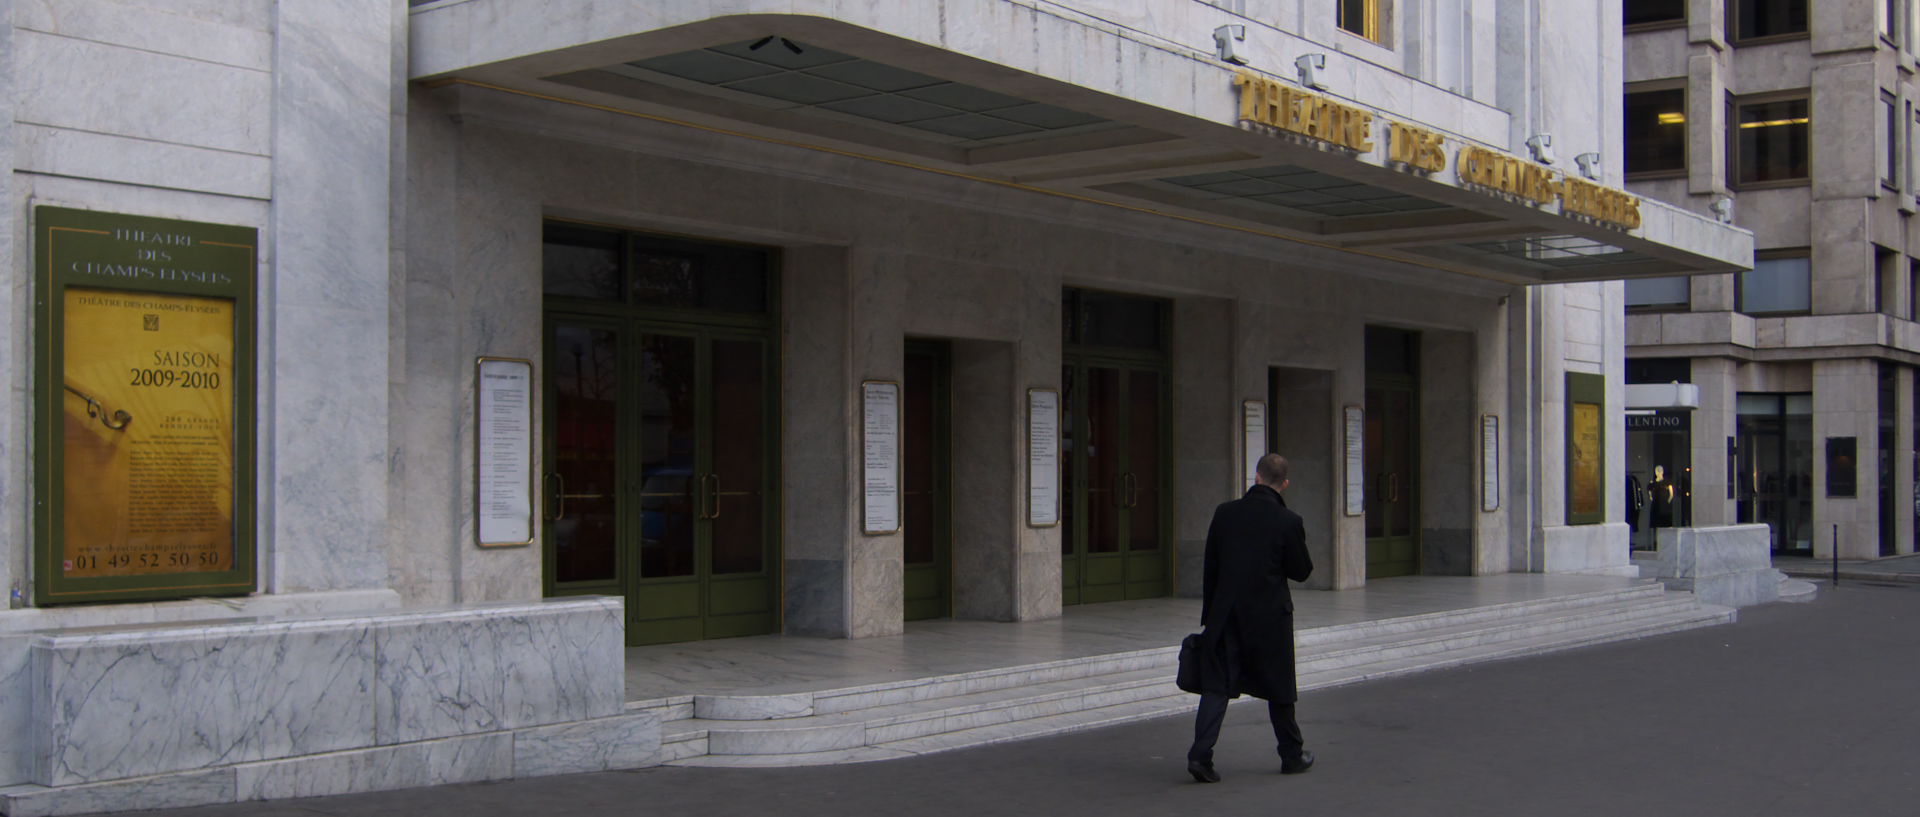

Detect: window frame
1337,0,1388,46
1883,91,1901,191
1736,249,1814,317
1624,80,1690,180
1728,89,1813,190
1728,0,1811,46
1625,276,1694,314
1623,0,1688,31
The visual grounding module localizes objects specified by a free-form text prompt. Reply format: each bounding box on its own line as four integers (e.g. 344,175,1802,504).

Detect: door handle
1386,472,1399,504
1122,473,1138,509
706,473,721,520
546,472,566,521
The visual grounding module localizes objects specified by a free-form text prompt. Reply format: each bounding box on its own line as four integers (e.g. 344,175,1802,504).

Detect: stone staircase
629,583,1733,767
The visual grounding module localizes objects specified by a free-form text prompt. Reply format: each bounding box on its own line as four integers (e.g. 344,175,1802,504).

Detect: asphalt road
117,581,1919,817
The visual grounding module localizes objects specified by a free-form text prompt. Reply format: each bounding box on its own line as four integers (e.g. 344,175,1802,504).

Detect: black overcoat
1196,484,1314,702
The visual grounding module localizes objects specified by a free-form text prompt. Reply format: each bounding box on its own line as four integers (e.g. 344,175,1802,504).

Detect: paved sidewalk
103,583,1919,817
1775,552,1920,583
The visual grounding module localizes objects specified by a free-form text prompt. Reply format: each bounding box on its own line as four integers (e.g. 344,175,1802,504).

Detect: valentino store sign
1232,71,1641,230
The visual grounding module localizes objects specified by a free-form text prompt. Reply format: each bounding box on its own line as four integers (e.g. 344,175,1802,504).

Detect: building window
1626,276,1691,311
1625,0,1686,27
1731,0,1809,42
1884,93,1901,189
1732,94,1811,186
1338,0,1383,42
1877,246,1900,315
1910,259,1920,322
1887,0,1902,41
1625,87,1687,176
1738,252,1811,315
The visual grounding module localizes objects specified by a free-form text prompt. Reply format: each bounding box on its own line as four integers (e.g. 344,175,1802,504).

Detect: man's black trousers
1187,694,1304,764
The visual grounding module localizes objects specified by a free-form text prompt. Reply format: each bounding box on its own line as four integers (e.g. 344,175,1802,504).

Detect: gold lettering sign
1234,70,1375,152
1559,175,1643,230
1569,402,1602,516
1388,122,1447,173
1457,146,1642,229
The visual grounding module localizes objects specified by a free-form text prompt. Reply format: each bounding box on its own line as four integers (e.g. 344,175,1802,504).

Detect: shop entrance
903,340,952,621
1365,326,1420,579
540,223,778,646
1736,393,1813,556
1061,289,1170,605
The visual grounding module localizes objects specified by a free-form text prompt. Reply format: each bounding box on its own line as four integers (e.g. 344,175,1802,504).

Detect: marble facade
0,1,1751,811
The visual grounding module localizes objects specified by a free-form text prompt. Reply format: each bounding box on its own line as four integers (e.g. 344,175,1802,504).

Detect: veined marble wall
30,598,622,787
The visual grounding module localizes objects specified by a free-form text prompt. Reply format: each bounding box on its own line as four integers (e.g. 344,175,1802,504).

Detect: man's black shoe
1280,751,1315,775
1188,761,1221,783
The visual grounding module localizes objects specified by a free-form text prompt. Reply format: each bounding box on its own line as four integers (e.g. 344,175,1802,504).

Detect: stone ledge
0,712,662,817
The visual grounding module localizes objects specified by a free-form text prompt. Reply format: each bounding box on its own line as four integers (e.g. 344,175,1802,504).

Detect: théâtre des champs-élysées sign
33,206,257,604
1232,70,1641,230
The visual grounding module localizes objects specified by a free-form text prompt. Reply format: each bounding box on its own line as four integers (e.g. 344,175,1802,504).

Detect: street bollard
1832,524,1839,587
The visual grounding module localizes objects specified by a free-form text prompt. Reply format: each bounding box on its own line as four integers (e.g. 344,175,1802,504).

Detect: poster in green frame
33,206,257,604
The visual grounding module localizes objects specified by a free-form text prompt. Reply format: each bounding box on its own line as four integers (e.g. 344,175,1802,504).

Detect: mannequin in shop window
1649,465,1675,529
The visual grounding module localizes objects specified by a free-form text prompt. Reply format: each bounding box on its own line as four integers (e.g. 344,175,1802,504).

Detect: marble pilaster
950,339,1019,621
267,0,394,593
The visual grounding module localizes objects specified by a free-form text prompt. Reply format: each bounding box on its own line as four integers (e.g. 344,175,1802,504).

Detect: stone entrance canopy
409,1,1751,290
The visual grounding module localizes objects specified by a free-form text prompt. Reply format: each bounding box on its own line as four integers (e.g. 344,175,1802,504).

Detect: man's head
1256,453,1290,492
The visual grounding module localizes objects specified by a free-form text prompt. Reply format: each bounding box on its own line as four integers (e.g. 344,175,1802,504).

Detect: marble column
781,246,855,637
1420,330,1476,576
1471,297,1512,576
1689,357,1739,527
950,340,1019,620
1176,298,1235,598
0,0,18,604
266,1,395,592
1812,358,1879,559
1270,367,1336,590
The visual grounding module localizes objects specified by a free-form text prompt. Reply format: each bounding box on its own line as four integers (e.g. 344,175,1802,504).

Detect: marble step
1776,571,1819,604
659,583,1670,726
1296,600,1735,691
1299,595,1701,674
660,591,1720,760
663,667,1179,755
1292,583,1669,648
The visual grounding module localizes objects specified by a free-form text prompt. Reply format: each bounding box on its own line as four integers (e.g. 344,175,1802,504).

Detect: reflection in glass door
1061,360,1168,604
541,223,778,646
1365,327,1420,579
546,322,776,645
1736,393,1813,555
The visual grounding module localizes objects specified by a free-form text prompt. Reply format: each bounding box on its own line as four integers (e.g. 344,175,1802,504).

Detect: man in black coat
1187,453,1315,783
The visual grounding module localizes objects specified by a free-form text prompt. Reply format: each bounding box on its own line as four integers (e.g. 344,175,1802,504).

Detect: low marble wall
1536,522,1636,575
24,597,624,787
1634,524,1779,607
0,590,401,787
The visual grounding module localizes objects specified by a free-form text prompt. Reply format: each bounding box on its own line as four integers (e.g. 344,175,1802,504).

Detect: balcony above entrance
409,1,1750,289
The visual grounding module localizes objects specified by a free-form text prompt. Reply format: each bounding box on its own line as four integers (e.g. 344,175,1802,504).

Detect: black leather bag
1176,632,1205,694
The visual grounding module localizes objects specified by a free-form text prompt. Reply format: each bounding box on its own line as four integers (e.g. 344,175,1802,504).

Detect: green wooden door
544,317,776,645
1365,326,1420,579
1062,359,1170,605
902,341,951,621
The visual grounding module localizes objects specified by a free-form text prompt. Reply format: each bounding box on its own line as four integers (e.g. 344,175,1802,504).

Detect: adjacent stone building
0,1,1747,811
1623,0,1920,559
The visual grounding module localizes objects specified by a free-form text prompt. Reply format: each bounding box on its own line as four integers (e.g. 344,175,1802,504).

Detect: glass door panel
550,324,621,586
638,333,698,580
708,338,767,577
1122,370,1167,599
1365,385,1419,578
1062,360,1169,604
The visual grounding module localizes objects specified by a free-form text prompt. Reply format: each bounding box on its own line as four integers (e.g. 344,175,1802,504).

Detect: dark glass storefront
1627,411,1690,550
1736,393,1813,555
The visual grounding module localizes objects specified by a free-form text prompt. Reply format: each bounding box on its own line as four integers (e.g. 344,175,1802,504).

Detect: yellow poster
61,288,235,577
1570,402,1602,516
